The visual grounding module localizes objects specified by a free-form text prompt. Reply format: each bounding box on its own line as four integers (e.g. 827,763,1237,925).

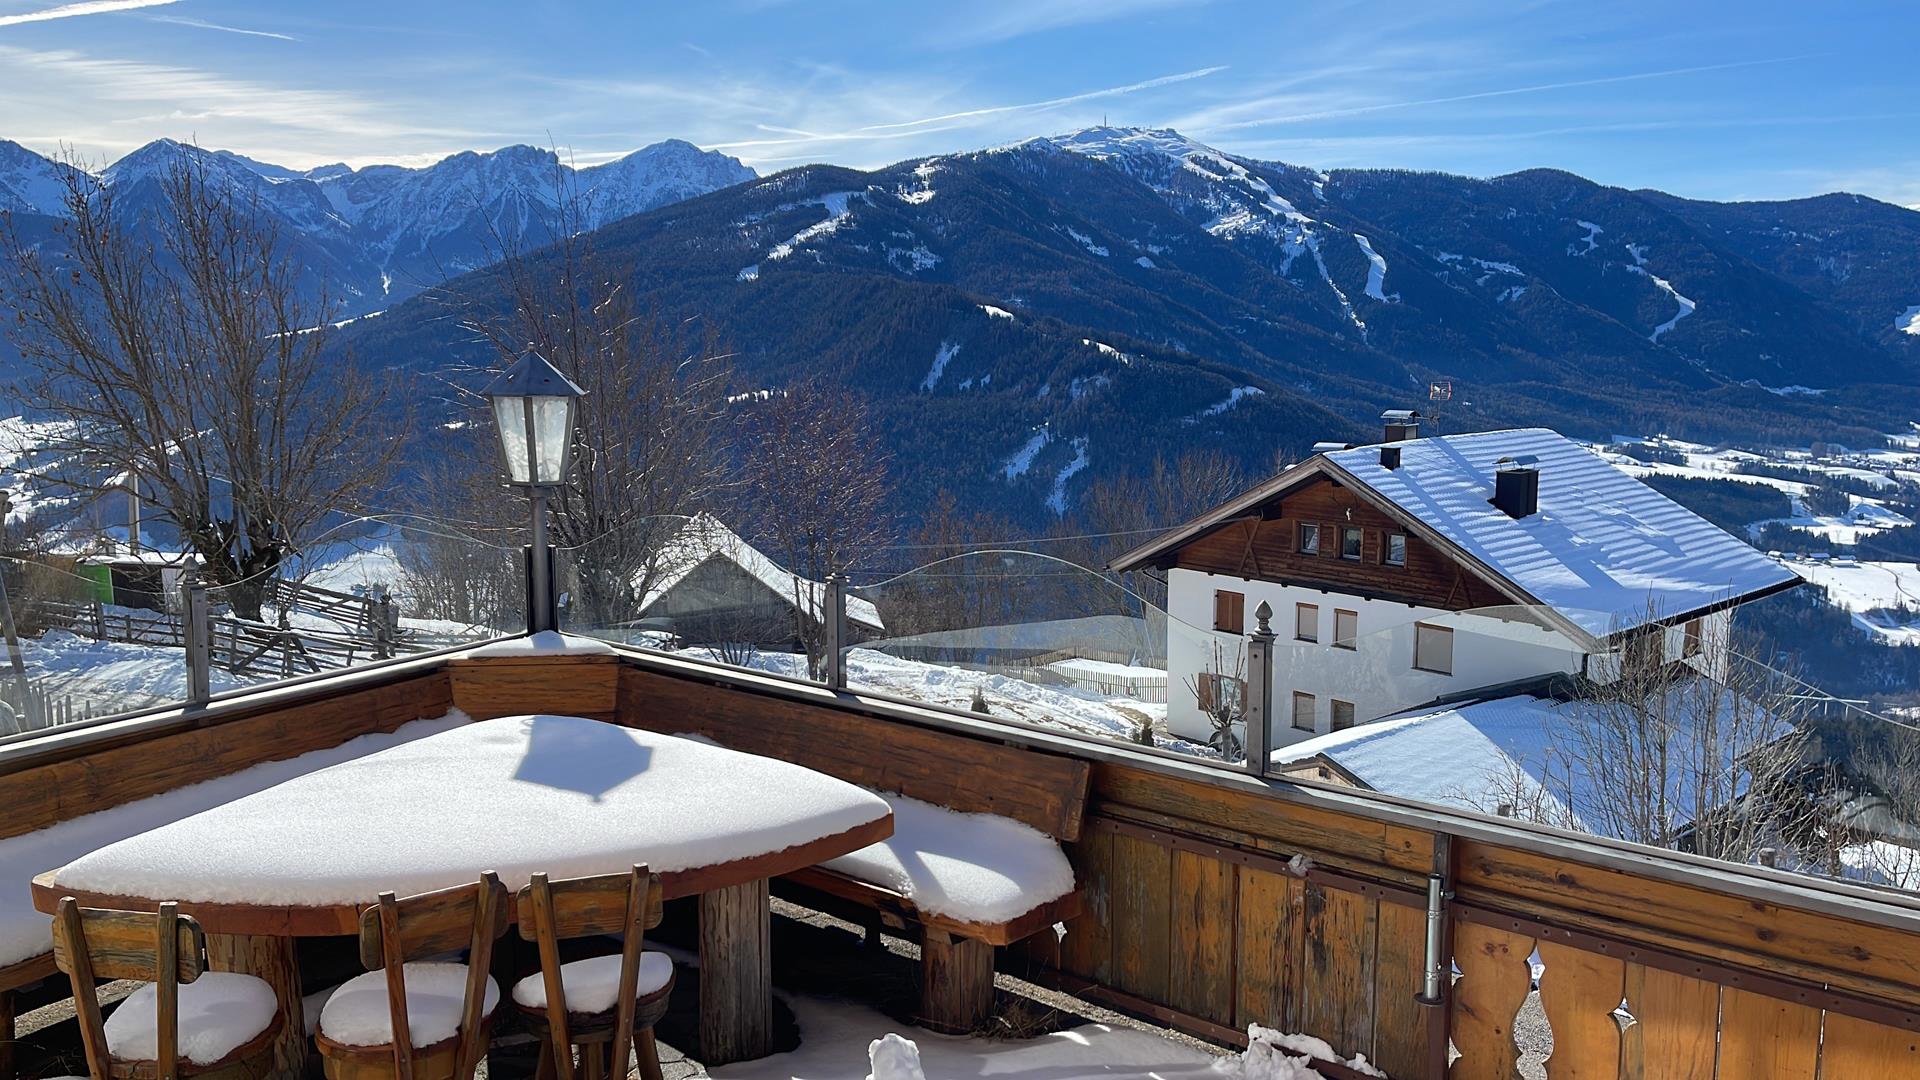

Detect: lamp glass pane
529,395,573,483
492,396,534,484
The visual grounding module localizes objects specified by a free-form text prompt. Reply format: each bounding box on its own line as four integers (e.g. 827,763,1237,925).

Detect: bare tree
1,152,398,619
733,381,893,679
1185,638,1246,761
435,153,733,632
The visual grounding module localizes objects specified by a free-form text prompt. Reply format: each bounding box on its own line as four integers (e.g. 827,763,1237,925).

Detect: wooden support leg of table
698,878,771,1065
0,987,15,1080
205,933,307,1080
920,930,994,1035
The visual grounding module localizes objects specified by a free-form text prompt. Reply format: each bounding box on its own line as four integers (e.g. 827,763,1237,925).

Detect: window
1413,622,1454,675
1213,589,1246,634
1384,533,1407,567
1333,609,1358,650
1331,699,1356,731
1298,522,1320,555
1295,602,1319,643
1341,526,1364,560
1683,618,1703,658
1292,691,1316,732
1199,673,1246,716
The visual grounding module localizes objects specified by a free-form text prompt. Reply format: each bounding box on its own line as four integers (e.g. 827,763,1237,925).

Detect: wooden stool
51,898,282,1080
513,866,673,1080
313,873,509,1080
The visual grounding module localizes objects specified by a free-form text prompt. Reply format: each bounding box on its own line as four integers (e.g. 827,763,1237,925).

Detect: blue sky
3,0,1917,204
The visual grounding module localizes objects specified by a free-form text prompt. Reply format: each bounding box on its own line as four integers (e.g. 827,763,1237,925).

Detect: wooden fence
34,597,427,679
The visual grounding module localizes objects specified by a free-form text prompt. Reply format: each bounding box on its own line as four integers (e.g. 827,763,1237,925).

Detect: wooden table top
33,715,893,936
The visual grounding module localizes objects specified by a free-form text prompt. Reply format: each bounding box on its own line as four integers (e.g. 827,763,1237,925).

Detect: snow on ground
1898,304,1920,336
23,630,247,715
708,994,1224,1080
765,192,858,262
1352,234,1395,301
1568,220,1603,256
1191,386,1265,421
1785,558,1920,644
1591,438,1812,495
731,647,1197,753
1305,233,1364,337
1047,438,1090,515
1081,339,1134,365
1003,429,1052,480
920,341,960,392
1064,226,1109,257
1135,255,1156,268
897,161,937,205
1623,244,1695,342
1755,494,1912,544
979,304,1015,320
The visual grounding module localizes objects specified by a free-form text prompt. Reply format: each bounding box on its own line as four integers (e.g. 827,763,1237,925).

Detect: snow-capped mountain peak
0,139,79,216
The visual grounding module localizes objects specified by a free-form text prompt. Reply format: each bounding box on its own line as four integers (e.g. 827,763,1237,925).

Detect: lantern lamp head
483,349,585,486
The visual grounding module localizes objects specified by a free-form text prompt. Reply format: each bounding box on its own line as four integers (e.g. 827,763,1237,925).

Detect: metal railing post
374,591,395,660
824,573,847,689
1243,601,1275,774
182,579,212,705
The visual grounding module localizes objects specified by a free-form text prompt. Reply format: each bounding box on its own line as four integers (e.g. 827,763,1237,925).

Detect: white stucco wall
1165,568,1590,745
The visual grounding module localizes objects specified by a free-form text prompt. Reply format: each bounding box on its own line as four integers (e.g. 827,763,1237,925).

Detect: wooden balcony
4,639,1918,1078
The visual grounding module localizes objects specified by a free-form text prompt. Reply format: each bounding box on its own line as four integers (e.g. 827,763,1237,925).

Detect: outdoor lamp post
484,348,585,633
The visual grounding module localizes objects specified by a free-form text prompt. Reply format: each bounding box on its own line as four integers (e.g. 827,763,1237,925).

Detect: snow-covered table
33,714,894,1074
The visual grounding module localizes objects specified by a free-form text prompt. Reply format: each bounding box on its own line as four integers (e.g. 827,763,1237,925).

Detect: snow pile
104,972,280,1065
824,792,1076,924
510,952,674,1012
866,1034,926,1080
50,716,893,907
459,631,615,657
1215,1025,1381,1079
921,341,961,392
320,964,499,1048
0,713,468,968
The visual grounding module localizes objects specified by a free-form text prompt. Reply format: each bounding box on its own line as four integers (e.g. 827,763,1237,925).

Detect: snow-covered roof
1274,695,1583,829
1113,427,1799,643
641,513,884,632
1275,679,1788,840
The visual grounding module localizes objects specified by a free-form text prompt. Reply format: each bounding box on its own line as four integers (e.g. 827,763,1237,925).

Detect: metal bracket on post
824,573,847,689
1416,833,1456,1079
182,579,212,705
1243,601,1276,774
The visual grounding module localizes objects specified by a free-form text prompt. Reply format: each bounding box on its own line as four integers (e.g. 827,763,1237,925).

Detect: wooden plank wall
0,669,456,841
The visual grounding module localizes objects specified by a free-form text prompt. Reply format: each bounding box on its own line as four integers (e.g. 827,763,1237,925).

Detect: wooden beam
699,878,771,1066
920,931,995,1035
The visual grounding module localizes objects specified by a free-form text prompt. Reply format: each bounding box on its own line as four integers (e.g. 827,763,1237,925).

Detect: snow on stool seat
820,793,1076,928
510,952,674,1014
101,971,280,1066
318,963,501,1048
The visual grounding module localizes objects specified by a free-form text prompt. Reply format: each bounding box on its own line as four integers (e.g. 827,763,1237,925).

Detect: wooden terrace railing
1,641,1917,1078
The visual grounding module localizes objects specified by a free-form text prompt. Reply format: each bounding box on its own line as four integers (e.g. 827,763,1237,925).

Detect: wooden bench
617,673,1092,1034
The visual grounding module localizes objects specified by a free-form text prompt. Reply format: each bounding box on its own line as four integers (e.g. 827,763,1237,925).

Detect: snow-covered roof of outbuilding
1111,427,1799,644
640,513,885,632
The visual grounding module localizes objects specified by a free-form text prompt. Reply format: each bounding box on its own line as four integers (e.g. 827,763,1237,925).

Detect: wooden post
205,933,307,1080
698,878,771,1065
921,931,995,1035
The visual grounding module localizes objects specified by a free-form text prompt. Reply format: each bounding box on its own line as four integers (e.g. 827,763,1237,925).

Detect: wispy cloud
934,0,1209,47
1195,56,1812,133
149,15,296,41
705,65,1227,152
0,0,177,28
